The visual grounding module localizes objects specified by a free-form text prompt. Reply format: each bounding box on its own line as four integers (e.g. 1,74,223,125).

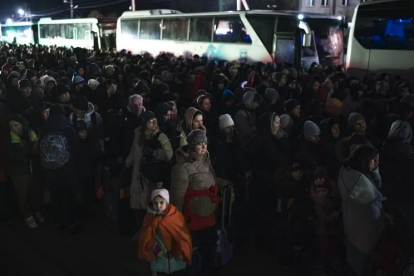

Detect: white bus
346,0,414,79
0,22,35,45
117,9,313,68
38,17,117,51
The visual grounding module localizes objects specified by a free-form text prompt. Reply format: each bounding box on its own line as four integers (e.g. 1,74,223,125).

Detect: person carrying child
139,189,193,276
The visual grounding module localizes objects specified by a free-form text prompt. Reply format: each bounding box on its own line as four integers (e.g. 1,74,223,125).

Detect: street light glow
6,18,13,24
298,14,304,20
18,9,25,15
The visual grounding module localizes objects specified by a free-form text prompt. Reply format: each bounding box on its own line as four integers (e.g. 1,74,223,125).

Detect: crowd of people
0,43,414,276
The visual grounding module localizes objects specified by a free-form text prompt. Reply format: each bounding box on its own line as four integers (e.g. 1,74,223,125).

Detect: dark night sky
0,0,135,23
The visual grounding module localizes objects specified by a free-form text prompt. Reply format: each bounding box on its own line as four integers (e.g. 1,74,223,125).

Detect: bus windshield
1,25,32,38
304,18,344,66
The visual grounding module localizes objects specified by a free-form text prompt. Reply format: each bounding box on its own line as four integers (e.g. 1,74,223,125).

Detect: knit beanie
218,114,235,130
49,104,65,117
348,112,365,127
151,189,170,203
56,83,69,96
284,99,300,113
89,63,102,76
303,120,321,139
73,95,89,112
18,79,31,90
142,111,157,126
280,114,294,132
60,77,71,86
265,88,279,101
289,158,303,172
222,89,234,101
25,69,36,80
105,65,115,76
72,73,85,85
312,173,330,191
187,129,208,151
87,79,100,90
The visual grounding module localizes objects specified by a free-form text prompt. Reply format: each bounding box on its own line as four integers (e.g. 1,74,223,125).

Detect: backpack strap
91,112,98,126
72,113,77,125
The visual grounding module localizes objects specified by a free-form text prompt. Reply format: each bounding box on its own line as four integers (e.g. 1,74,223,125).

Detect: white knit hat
219,114,234,130
151,189,169,203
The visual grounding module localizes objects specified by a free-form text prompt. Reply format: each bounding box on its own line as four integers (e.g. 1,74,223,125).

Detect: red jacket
183,186,219,231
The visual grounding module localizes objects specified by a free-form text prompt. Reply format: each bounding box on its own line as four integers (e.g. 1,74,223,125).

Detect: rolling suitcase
214,185,235,268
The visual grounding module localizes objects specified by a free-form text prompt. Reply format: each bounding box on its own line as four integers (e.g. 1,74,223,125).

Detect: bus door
274,34,297,66
274,17,302,67
299,21,319,69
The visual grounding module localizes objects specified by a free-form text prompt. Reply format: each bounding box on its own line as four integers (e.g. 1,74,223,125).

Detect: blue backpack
40,131,70,169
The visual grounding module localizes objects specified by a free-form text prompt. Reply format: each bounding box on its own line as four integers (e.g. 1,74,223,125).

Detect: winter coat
337,167,385,272
105,106,144,158
170,145,229,213
380,137,414,211
140,205,190,274
126,126,173,210
8,130,38,175
234,92,257,144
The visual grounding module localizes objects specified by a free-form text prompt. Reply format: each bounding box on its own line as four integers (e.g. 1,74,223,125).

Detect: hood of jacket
338,167,385,205
242,90,257,110
257,112,275,135
177,107,201,135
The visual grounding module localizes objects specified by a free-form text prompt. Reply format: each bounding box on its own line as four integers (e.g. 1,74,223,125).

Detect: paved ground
0,203,308,276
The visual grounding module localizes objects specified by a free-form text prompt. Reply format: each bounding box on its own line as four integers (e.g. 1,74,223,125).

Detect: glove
144,147,156,158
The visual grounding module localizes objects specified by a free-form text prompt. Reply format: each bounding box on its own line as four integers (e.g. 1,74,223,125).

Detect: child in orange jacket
139,189,192,276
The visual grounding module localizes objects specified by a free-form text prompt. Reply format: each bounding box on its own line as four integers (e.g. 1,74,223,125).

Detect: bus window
213,17,252,44
189,17,213,42
162,18,188,41
77,23,92,40
64,24,74,39
355,8,414,50
277,17,297,33
140,19,161,40
2,25,32,38
246,15,275,54
121,19,139,38
275,38,295,65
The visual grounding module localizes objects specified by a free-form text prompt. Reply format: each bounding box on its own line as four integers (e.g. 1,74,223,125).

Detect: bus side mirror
299,21,311,47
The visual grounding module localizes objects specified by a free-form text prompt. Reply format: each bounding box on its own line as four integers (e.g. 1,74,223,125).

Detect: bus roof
277,10,341,20
120,9,301,19
1,22,34,27
38,17,99,24
358,0,414,8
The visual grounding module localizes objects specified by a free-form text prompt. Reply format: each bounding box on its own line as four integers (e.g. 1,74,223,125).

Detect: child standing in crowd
139,189,192,276
310,172,342,275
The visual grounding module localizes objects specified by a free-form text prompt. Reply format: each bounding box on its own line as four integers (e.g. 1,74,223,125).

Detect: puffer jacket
170,145,229,213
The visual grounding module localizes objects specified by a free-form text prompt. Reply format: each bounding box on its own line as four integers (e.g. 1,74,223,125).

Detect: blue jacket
147,206,187,274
